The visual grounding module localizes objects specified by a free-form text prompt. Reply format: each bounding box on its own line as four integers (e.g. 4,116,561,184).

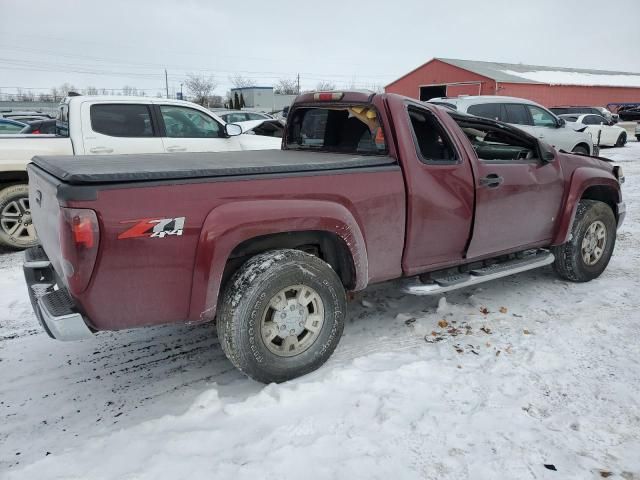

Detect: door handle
167,146,187,152
89,147,114,154
479,173,504,188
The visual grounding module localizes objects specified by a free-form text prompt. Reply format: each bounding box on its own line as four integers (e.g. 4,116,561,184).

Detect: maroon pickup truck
24,91,625,383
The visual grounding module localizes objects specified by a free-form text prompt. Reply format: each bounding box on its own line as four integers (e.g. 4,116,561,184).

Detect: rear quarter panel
68,168,405,330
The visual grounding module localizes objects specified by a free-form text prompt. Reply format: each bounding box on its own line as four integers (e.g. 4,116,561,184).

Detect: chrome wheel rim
261,285,325,357
581,220,606,266
0,197,36,243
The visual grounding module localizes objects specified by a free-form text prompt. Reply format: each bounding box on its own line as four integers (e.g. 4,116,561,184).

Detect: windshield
286,105,387,154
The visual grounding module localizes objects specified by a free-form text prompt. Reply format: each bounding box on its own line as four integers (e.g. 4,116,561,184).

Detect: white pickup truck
0,95,281,249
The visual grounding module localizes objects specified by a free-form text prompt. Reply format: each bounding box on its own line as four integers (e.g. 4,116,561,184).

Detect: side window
504,104,532,125
467,103,501,121
90,104,154,137
455,119,538,162
160,106,222,138
0,122,24,133
57,104,69,137
584,115,605,125
527,105,557,127
408,106,457,164
247,113,266,121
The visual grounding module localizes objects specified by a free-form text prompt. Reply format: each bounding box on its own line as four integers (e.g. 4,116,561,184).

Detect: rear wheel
615,132,627,147
552,200,616,282
0,184,38,250
217,249,347,383
571,145,589,155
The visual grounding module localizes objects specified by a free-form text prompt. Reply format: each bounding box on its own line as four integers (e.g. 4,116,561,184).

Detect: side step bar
404,251,555,296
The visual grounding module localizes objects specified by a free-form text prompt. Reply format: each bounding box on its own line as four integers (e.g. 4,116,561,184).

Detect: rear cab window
286,105,387,155
90,104,154,137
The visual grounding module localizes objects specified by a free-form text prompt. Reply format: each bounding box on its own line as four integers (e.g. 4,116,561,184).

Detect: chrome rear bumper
23,246,94,341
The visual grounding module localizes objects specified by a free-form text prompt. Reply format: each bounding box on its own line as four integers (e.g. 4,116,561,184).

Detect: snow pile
502,69,640,87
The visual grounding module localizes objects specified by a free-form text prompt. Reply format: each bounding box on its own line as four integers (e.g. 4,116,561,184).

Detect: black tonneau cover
31,150,396,185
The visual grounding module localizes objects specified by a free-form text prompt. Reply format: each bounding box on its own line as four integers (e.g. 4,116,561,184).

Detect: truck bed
31,150,396,185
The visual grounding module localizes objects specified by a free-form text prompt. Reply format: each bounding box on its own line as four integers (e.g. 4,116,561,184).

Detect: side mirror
539,140,556,163
225,123,242,136
556,117,566,128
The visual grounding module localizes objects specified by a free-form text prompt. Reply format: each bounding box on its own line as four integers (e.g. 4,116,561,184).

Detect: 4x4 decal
118,217,185,239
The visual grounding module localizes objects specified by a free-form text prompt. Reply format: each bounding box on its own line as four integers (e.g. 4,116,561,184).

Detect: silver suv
429,96,594,155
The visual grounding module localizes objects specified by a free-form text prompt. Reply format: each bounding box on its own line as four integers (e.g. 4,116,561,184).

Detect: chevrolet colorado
0,95,281,249
24,91,625,383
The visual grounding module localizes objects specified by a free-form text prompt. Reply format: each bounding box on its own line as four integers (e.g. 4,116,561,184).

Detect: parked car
239,119,285,137
6,115,54,123
215,110,273,123
558,114,627,147
636,123,640,142
0,118,27,134
550,106,617,123
618,106,640,122
24,91,624,383
19,119,57,135
0,95,282,249
0,110,55,120
429,96,595,155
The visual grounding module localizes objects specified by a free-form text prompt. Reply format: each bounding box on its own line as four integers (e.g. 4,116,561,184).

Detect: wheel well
581,185,619,219
222,231,356,291
574,142,590,153
0,171,28,190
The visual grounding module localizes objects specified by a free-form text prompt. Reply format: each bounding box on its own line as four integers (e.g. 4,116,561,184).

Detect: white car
214,110,273,123
429,95,594,155
0,95,281,249
558,114,628,147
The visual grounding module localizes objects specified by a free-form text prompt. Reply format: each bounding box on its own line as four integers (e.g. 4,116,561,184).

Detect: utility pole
297,73,300,95
165,69,169,99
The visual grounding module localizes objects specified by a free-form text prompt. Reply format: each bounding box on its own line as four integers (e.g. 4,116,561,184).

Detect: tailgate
27,164,66,281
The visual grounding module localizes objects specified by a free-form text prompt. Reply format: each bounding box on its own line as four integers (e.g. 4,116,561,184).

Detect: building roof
436,58,640,87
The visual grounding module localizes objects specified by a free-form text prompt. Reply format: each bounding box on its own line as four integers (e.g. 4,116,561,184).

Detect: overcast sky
1,0,639,98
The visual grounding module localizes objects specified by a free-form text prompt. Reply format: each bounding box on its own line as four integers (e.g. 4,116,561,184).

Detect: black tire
571,145,589,155
217,249,347,383
615,132,627,147
636,135,640,142
0,184,38,250
551,200,616,282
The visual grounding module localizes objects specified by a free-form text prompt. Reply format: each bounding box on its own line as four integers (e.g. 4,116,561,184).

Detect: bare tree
315,81,336,91
59,82,77,96
122,85,138,96
83,86,98,95
274,78,298,95
229,74,255,89
184,73,218,105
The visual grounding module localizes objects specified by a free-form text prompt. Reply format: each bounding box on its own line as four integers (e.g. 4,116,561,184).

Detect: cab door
80,102,165,155
399,102,476,274
156,104,241,153
466,131,565,259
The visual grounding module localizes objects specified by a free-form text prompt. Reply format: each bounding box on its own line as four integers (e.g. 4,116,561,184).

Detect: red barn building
385,58,640,108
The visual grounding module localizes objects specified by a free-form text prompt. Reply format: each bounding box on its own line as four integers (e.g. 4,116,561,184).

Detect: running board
404,251,555,296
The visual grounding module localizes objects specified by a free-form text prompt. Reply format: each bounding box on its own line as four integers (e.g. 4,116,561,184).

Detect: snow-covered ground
1,143,639,480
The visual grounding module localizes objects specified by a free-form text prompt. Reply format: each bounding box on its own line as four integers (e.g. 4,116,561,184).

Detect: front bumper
23,246,94,341
617,201,626,230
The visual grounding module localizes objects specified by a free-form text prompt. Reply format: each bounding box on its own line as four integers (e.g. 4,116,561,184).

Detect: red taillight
72,217,95,248
313,92,344,101
59,208,100,294
32,129,41,134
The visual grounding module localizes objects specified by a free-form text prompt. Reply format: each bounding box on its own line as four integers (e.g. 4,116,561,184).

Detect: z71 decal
118,217,186,240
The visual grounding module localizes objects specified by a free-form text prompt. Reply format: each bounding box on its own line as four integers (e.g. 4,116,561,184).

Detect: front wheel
0,184,39,250
217,249,347,383
552,200,616,282
615,132,627,147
